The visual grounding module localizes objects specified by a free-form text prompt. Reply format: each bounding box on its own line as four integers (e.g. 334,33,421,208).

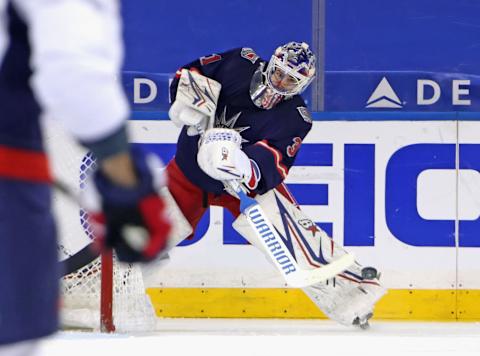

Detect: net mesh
44,118,156,332
61,256,156,332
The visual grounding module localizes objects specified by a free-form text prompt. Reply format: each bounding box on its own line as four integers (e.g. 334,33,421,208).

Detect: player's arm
99,151,137,187
242,108,312,194
197,109,312,195
242,130,311,194
16,0,171,262
82,130,172,263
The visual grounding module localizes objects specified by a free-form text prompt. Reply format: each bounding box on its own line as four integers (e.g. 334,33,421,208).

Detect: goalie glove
85,147,172,263
169,100,208,136
197,128,261,191
169,69,221,136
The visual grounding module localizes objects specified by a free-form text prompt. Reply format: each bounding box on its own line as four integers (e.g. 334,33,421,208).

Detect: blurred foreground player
0,0,171,354
166,42,386,328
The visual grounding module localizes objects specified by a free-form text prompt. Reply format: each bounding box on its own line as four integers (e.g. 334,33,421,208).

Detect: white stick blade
286,253,356,288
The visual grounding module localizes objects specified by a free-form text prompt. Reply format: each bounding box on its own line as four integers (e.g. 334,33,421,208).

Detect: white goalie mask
250,42,316,110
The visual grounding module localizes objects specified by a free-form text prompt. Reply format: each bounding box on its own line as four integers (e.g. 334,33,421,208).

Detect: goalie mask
250,42,316,110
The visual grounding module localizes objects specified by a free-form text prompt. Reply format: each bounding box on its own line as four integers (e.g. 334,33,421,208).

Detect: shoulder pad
296,106,313,124
240,48,260,64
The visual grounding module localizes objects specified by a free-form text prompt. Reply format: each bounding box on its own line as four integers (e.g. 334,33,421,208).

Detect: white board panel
129,120,459,289
457,121,480,289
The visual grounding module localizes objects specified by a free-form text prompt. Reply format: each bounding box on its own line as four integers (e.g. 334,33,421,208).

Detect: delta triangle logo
365,77,403,108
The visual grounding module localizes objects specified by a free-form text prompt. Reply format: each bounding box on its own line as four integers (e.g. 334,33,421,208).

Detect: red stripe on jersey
255,140,288,179
0,146,52,183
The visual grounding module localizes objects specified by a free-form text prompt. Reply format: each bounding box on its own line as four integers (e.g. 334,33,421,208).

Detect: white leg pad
233,188,386,326
161,186,193,249
143,186,193,271
303,264,387,326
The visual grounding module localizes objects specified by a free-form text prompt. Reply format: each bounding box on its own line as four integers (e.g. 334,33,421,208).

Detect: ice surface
40,319,480,356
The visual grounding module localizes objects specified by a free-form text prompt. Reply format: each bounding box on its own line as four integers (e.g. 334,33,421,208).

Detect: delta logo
365,77,403,109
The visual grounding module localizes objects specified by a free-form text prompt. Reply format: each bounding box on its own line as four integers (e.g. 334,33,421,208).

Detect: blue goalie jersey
170,48,313,195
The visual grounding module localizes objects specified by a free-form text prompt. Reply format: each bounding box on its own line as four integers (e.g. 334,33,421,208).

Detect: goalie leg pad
142,185,194,271
233,187,386,325
234,188,354,270
303,265,387,327
160,186,193,248
232,188,356,285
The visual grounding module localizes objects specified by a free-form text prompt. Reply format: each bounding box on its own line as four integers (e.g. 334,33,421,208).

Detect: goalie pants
166,158,296,237
0,178,59,345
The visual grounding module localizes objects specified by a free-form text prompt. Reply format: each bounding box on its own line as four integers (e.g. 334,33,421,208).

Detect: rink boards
125,114,480,321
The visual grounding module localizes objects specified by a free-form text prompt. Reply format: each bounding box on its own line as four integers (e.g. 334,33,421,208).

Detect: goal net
43,117,157,332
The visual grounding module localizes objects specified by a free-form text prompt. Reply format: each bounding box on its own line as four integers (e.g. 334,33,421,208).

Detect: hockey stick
227,180,355,287
53,180,101,276
59,242,99,276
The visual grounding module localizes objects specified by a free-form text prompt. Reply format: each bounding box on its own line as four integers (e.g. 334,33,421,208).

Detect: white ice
40,319,480,356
